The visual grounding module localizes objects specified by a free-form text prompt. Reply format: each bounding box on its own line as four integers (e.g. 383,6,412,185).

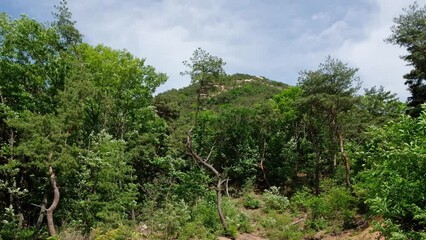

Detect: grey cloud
3,0,421,98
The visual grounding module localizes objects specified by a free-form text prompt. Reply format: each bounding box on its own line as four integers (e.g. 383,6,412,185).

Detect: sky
1,0,424,100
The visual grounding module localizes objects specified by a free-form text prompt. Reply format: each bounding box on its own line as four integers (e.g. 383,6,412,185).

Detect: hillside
154,73,288,122
3,2,425,238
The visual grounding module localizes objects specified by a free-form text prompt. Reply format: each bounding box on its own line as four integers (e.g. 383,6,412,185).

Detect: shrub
290,183,357,232
141,200,191,239
263,186,289,213
0,205,35,240
355,113,426,238
91,225,140,240
261,211,303,240
179,222,216,240
191,191,253,237
243,193,261,209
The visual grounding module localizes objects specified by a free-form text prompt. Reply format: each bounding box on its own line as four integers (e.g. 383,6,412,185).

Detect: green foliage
145,200,191,239
387,3,426,116
0,205,35,240
272,86,303,122
260,211,303,240
291,182,357,232
52,0,82,46
361,86,404,119
191,192,252,237
2,2,423,239
61,43,167,142
0,13,63,113
91,225,141,240
71,131,138,229
139,192,251,239
262,186,289,213
181,47,226,86
243,194,261,209
179,222,216,240
296,56,361,192
356,111,426,238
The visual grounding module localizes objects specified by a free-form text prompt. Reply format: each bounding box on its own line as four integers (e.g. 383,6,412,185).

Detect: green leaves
182,47,226,85
0,14,63,113
356,112,426,237
387,3,426,116
74,131,138,226
181,48,226,103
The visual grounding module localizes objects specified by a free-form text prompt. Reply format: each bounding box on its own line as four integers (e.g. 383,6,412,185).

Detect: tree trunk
225,178,230,197
36,196,47,229
216,178,227,230
259,138,270,187
314,154,320,196
337,129,351,187
186,130,228,231
46,165,60,236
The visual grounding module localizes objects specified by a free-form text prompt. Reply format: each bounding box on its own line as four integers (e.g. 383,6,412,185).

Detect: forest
0,1,426,239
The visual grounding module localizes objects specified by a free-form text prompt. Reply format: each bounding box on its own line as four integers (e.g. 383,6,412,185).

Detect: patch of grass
260,211,303,240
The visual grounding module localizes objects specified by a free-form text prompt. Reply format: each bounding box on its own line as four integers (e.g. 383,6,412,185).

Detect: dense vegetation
1,1,426,239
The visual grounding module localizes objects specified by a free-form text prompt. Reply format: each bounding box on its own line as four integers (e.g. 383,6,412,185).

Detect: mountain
154,73,288,122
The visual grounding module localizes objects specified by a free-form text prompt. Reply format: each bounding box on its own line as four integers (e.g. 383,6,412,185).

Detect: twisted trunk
46,165,60,236
186,130,227,231
216,177,227,230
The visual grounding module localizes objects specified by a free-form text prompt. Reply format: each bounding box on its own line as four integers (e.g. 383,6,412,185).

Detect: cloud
2,0,424,99
311,12,330,21
69,0,259,91
335,0,423,100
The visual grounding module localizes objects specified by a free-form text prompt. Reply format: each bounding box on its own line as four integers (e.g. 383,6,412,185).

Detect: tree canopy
0,2,425,239
388,2,426,116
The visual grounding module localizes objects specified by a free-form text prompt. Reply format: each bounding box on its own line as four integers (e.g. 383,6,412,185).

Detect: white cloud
3,0,422,99
311,12,330,21
335,0,424,100
70,0,258,91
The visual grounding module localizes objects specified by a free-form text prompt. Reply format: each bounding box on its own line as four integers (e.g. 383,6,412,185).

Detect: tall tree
182,48,229,232
181,47,226,113
387,2,426,117
52,0,82,47
298,57,360,191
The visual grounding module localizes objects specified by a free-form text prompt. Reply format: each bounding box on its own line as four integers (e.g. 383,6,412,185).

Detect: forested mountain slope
154,73,287,121
1,1,426,239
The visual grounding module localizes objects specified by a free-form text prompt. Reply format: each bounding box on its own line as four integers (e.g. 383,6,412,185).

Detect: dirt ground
322,226,384,240
218,226,384,240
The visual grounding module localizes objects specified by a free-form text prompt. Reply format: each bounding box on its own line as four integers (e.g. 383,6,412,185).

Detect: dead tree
46,153,60,236
186,129,228,231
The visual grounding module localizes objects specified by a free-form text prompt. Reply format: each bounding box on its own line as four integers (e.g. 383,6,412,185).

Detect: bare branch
186,130,220,177
205,146,215,162
30,203,44,208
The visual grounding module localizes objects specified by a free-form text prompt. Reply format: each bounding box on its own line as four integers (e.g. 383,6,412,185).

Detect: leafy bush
290,182,357,232
140,199,191,239
91,225,141,240
243,194,261,209
139,191,252,239
192,193,253,237
260,211,303,240
263,186,289,213
179,222,216,240
355,113,426,238
0,205,35,240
